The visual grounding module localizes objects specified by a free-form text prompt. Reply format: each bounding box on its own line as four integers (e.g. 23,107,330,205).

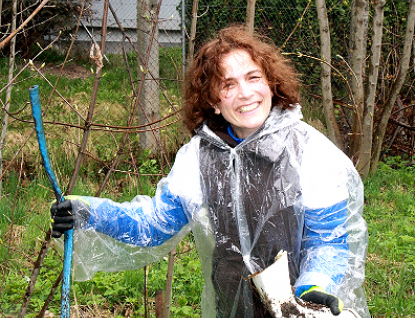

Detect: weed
1,48,413,317
363,160,415,316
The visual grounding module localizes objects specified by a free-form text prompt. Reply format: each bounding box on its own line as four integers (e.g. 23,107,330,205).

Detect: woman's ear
213,105,221,115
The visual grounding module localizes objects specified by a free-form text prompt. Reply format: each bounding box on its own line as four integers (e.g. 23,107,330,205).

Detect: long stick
29,85,73,318
0,0,49,50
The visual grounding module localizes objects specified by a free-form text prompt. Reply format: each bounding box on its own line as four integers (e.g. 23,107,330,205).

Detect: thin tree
319,0,414,178
370,0,415,174
67,0,109,193
348,0,369,161
0,0,3,28
188,0,199,62
137,0,160,154
0,0,16,200
315,0,342,149
357,0,385,178
246,0,256,35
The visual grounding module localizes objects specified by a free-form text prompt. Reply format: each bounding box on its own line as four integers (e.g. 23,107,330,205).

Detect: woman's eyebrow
246,70,263,76
224,69,263,80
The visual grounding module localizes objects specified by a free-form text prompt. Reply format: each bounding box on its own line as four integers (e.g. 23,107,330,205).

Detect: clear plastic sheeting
72,224,191,282
68,105,369,318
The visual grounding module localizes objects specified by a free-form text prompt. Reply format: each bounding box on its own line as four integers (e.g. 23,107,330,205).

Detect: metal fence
1,0,413,164
67,0,353,116
0,1,414,317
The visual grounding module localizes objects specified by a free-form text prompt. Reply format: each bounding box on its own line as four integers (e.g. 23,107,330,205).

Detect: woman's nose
238,81,253,99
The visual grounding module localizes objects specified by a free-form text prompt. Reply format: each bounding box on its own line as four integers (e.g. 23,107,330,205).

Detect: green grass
0,172,201,317
1,158,414,317
1,49,414,317
363,157,415,316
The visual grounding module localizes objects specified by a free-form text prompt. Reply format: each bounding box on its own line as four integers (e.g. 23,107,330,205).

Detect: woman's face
214,49,273,139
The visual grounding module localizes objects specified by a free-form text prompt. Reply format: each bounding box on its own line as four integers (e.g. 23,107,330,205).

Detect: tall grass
1,49,414,317
363,157,415,316
1,157,414,317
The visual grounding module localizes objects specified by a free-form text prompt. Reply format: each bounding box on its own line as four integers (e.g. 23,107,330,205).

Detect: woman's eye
249,76,261,81
223,82,236,89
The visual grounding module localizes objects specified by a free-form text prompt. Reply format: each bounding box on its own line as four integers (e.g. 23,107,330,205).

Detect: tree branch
0,0,49,50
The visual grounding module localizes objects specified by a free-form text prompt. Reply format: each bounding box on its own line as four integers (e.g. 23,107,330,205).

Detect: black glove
50,196,90,238
298,286,344,315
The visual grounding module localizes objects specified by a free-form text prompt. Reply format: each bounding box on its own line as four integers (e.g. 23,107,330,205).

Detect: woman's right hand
50,196,90,238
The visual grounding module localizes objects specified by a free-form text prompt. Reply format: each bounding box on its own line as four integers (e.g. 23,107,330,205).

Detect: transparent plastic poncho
68,106,369,318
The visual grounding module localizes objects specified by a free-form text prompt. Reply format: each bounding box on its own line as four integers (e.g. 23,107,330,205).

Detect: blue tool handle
29,85,73,318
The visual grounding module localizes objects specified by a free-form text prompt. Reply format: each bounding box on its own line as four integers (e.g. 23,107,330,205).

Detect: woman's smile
214,49,273,139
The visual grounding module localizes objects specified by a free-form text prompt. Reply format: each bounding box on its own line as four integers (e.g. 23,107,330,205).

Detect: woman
51,25,369,317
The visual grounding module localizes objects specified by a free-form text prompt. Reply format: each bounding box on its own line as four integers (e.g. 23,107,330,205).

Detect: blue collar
227,126,244,144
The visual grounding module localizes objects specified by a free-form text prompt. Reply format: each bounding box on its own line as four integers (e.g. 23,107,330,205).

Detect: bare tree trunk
315,0,343,149
67,0,109,194
370,0,415,174
144,266,149,318
155,289,164,318
188,0,199,61
0,0,16,200
246,0,256,35
349,0,369,161
357,0,385,178
137,0,160,153
162,249,176,318
18,231,52,318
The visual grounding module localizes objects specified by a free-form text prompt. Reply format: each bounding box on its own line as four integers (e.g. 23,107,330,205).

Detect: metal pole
29,85,72,318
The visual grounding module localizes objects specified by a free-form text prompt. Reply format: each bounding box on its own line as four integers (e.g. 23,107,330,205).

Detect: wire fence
0,0,414,316
54,0,413,158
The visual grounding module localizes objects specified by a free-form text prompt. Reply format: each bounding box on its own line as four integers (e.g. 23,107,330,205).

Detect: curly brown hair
182,24,301,134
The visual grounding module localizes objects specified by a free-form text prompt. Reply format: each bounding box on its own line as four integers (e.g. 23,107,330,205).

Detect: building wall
76,0,182,54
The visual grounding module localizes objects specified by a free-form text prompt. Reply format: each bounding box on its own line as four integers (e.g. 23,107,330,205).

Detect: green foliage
159,47,183,93
363,158,415,316
0,175,63,315
0,172,202,317
1,7,414,312
2,160,414,317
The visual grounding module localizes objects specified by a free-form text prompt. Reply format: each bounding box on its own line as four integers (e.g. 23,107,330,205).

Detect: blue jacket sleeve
81,184,189,247
296,123,367,301
295,199,349,296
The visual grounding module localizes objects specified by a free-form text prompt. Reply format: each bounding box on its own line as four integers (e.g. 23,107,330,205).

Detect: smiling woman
212,50,273,139
50,24,369,318
182,24,300,135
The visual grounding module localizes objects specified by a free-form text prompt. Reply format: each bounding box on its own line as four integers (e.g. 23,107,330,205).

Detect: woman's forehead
220,50,262,78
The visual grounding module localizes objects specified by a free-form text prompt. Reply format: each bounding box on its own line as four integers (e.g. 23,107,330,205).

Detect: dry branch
315,0,342,149
0,0,49,50
67,0,110,194
0,0,17,200
18,230,52,318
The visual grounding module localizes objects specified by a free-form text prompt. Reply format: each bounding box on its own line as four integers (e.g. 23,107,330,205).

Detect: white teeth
238,102,259,113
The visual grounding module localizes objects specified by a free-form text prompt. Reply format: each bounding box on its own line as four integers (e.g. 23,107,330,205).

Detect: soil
33,61,91,79
295,295,327,312
279,294,329,318
281,301,302,317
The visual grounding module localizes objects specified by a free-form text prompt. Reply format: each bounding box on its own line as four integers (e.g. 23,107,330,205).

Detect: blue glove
296,285,344,315
50,195,90,238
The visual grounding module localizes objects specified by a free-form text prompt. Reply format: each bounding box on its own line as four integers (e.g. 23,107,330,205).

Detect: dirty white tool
249,251,361,318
